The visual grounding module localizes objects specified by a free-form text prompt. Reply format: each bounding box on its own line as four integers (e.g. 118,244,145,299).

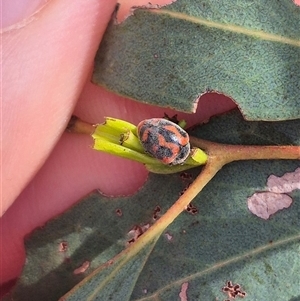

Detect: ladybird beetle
137,118,190,165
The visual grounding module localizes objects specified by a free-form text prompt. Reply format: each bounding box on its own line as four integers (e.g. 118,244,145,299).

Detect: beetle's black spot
153,145,174,161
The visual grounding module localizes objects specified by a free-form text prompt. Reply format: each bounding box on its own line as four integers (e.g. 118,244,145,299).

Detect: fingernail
2,0,48,28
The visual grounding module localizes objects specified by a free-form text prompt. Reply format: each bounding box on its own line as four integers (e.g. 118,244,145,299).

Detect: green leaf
5,110,300,301
93,0,300,121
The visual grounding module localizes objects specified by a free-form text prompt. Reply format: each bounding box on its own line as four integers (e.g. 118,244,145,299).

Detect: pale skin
2,0,297,292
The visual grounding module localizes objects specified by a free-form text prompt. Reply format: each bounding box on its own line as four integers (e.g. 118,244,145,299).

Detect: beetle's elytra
137,118,190,165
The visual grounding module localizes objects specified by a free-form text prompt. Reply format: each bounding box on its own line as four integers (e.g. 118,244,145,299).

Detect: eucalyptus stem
66,115,95,135
190,137,300,163
67,115,299,171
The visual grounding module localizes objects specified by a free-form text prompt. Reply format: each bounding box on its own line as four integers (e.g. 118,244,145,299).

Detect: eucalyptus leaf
93,0,300,121
4,110,300,301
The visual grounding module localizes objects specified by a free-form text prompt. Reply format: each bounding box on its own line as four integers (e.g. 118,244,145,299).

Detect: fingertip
2,0,117,214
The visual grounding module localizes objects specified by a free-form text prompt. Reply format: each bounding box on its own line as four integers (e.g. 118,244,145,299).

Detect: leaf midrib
148,9,300,47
